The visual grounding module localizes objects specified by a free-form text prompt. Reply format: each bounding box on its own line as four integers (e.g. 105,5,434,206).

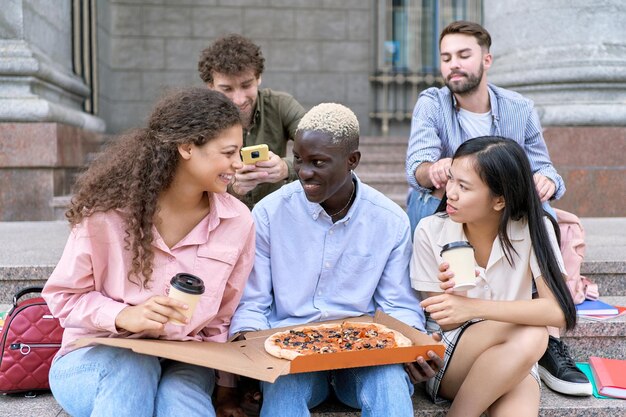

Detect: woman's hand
437,261,456,293
421,293,478,327
115,295,189,333
437,261,480,294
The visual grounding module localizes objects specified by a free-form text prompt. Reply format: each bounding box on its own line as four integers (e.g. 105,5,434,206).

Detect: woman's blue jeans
49,345,217,417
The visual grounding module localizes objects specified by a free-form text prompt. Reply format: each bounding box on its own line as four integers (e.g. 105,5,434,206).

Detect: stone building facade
0,0,624,220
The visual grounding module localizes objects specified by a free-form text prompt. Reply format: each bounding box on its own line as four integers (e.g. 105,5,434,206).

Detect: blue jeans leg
332,364,414,417
260,371,330,417
155,360,217,417
407,189,441,238
49,346,161,417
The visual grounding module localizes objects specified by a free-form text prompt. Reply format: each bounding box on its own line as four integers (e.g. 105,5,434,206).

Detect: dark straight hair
436,136,577,330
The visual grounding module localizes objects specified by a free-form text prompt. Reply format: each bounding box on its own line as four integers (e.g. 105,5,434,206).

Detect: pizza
264,321,412,360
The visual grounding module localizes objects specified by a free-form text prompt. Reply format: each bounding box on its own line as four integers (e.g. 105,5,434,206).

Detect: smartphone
240,144,269,165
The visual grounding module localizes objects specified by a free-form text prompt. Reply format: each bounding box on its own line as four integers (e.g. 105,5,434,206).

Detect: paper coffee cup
168,273,205,325
440,241,476,290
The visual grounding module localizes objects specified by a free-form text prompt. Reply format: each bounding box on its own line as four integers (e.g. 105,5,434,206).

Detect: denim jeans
259,364,414,417
407,189,441,238
49,345,217,417
407,188,557,237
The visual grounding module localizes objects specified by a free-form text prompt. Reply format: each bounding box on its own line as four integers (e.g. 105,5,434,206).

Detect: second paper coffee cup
440,241,476,290
168,273,205,325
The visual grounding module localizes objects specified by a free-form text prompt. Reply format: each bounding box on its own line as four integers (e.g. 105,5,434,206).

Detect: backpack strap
582,277,599,301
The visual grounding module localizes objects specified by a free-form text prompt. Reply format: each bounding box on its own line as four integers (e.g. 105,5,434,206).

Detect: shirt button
484,285,489,290
325,262,331,268
329,230,334,235
322,312,328,318
169,256,175,262
318,291,322,296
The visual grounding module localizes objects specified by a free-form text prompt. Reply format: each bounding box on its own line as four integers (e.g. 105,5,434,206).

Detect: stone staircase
1,223,624,417
356,136,410,208
0,136,625,415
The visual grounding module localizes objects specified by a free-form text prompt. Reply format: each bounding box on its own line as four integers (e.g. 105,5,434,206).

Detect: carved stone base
0,122,103,220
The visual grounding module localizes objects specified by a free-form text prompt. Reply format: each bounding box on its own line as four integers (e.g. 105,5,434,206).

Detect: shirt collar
450,83,500,121
154,193,242,251
305,172,361,224
249,90,263,129
435,216,527,268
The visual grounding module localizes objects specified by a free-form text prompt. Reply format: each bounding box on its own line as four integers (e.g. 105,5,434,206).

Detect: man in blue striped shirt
405,20,591,397
405,21,564,235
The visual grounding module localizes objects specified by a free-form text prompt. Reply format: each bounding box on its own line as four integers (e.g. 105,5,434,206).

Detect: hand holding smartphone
240,144,269,165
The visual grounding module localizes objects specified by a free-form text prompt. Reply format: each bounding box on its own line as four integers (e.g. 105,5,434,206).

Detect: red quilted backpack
0,286,63,394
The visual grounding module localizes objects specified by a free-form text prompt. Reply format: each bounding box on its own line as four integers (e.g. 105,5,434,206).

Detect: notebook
589,356,626,399
575,299,619,316
578,305,626,321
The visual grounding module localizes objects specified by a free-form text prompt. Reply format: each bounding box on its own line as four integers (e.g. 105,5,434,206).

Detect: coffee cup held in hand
440,241,476,290
168,273,205,325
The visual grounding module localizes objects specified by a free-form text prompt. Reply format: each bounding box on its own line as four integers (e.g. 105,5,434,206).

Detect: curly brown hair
198,34,265,84
67,88,241,287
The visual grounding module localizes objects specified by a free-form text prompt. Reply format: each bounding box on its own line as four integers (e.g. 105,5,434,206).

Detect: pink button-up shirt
43,193,255,387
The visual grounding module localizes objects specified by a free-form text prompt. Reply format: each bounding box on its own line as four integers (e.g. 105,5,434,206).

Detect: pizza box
73,311,444,383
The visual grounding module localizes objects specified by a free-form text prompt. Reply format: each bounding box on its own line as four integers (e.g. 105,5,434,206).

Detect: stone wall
0,0,104,220
0,0,103,129
98,0,375,134
486,0,626,217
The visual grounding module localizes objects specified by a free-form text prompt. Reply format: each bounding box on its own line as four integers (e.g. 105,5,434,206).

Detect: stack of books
575,299,626,321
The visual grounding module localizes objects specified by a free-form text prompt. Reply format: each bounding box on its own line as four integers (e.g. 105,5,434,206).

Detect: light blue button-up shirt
230,174,426,334
405,83,565,199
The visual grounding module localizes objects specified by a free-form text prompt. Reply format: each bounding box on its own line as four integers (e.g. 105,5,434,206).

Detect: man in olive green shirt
198,34,306,208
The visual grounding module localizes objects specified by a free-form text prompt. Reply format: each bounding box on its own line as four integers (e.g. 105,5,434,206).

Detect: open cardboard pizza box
73,311,444,383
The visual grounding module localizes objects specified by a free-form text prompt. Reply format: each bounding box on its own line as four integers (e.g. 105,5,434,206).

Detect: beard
240,107,254,129
238,102,256,129
445,62,484,96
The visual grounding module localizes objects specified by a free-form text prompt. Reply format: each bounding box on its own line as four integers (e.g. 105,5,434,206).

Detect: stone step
358,151,407,165
356,172,410,196
563,295,626,362
360,136,409,146
1,221,624,301
1,381,624,417
50,195,71,221
0,218,624,416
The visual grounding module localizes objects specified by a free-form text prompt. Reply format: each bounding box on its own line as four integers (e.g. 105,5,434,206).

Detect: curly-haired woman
43,88,255,417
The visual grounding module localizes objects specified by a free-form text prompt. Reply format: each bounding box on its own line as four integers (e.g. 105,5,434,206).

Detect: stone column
485,0,626,216
0,0,104,220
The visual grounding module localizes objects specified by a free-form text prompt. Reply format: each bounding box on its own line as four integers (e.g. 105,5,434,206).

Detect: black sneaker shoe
538,336,592,396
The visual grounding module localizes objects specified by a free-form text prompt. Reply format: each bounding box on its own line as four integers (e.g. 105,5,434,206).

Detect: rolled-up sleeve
406,91,444,191
523,109,565,200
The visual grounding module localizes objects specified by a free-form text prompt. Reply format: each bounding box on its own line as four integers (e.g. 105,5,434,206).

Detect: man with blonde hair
231,103,441,416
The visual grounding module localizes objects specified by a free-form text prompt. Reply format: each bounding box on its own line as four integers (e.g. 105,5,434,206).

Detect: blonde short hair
296,103,359,153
